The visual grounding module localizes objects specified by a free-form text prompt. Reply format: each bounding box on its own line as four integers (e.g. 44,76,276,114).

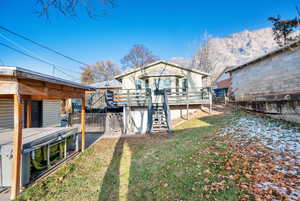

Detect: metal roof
226,39,300,73
115,60,210,79
0,66,95,90
89,79,122,89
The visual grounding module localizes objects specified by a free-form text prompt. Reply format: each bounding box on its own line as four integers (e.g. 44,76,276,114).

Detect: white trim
114,60,210,79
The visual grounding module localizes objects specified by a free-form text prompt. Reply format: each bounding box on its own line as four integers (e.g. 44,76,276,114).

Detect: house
0,66,94,199
113,60,212,134
115,60,209,91
227,40,300,123
213,67,231,103
88,80,122,109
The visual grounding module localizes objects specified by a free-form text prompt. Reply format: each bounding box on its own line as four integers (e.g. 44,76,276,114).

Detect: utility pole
52,66,55,76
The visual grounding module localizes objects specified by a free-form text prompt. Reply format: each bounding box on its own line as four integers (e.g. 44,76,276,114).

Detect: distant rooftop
89,79,122,89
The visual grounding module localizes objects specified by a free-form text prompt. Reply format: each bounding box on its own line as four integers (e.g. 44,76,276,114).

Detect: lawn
15,110,249,201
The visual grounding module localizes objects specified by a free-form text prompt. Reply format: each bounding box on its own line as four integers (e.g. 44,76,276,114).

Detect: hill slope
193,27,278,80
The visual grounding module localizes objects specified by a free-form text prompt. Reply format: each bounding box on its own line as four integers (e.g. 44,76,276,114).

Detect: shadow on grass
98,137,126,201
97,113,228,201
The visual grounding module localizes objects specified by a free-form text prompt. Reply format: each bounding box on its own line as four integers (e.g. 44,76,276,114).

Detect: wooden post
26,98,31,128
209,87,212,113
186,88,189,120
81,97,86,151
11,94,23,200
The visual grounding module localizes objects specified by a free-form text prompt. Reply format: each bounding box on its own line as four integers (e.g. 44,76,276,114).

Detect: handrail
146,88,153,133
163,89,172,134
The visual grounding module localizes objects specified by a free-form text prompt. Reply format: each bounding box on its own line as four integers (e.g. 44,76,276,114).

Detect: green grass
15,112,248,201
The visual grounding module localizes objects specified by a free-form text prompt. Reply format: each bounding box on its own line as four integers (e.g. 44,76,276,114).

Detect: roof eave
115,60,210,79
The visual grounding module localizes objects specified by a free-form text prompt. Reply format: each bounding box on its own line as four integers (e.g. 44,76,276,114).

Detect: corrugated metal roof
89,79,122,89
0,66,95,90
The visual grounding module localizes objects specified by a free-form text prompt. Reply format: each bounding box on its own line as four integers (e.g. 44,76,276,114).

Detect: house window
163,77,171,88
135,80,142,89
145,79,149,88
182,79,188,92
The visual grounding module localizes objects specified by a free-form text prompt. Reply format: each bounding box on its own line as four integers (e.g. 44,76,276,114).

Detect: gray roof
226,39,300,73
89,79,122,89
0,66,95,90
115,60,210,79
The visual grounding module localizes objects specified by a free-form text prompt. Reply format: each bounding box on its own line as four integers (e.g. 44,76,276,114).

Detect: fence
70,112,124,135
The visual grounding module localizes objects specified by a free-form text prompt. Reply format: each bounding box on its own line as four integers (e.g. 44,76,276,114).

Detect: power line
0,42,80,80
0,32,81,75
0,25,89,66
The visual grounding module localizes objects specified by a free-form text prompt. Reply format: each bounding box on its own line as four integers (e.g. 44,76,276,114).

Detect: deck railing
109,87,212,106
166,88,211,105
109,89,151,106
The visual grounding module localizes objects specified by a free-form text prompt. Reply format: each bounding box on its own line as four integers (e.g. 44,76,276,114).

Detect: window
182,79,188,92
135,80,142,89
145,79,149,88
163,77,171,88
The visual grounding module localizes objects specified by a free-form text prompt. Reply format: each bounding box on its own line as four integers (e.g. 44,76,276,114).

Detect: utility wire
0,25,89,66
0,42,79,80
0,32,81,75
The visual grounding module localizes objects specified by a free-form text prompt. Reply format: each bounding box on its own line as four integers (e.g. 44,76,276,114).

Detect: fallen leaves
198,113,300,201
160,183,168,187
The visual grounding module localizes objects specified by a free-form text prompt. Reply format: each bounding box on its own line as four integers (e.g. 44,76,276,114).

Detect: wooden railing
110,89,151,106
108,87,212,106
166,88,211,105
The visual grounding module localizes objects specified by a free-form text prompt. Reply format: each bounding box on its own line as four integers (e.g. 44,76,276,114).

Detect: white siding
0,99,13,130
42,100,61,127
120,63,204,90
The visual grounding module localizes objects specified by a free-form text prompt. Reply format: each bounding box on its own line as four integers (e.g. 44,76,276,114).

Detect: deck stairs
151,104,169,134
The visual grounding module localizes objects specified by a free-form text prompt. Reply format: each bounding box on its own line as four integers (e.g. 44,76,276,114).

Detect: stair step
153,122,167,125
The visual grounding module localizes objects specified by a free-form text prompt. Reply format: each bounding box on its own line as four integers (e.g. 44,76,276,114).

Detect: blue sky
0,0,297,81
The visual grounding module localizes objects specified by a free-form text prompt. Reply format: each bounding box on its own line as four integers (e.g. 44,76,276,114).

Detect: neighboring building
0,99,61,130
0,66,94,199
215,67,231,89
88,80,122,109
213,67,231,102
113,60,212,134
227,40,300,123
90,79,122,91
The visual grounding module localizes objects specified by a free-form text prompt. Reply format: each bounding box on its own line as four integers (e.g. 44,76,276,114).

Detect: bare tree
121,44,158,69
34,0,115,18
193,31,213,74
80,60,121,84
192,32,229,85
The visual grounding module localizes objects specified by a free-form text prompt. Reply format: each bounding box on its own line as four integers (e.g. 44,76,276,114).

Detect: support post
11,94,23,200
186,88,189,120
26,98,31,128
81,97,86,151
209,87,212,113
